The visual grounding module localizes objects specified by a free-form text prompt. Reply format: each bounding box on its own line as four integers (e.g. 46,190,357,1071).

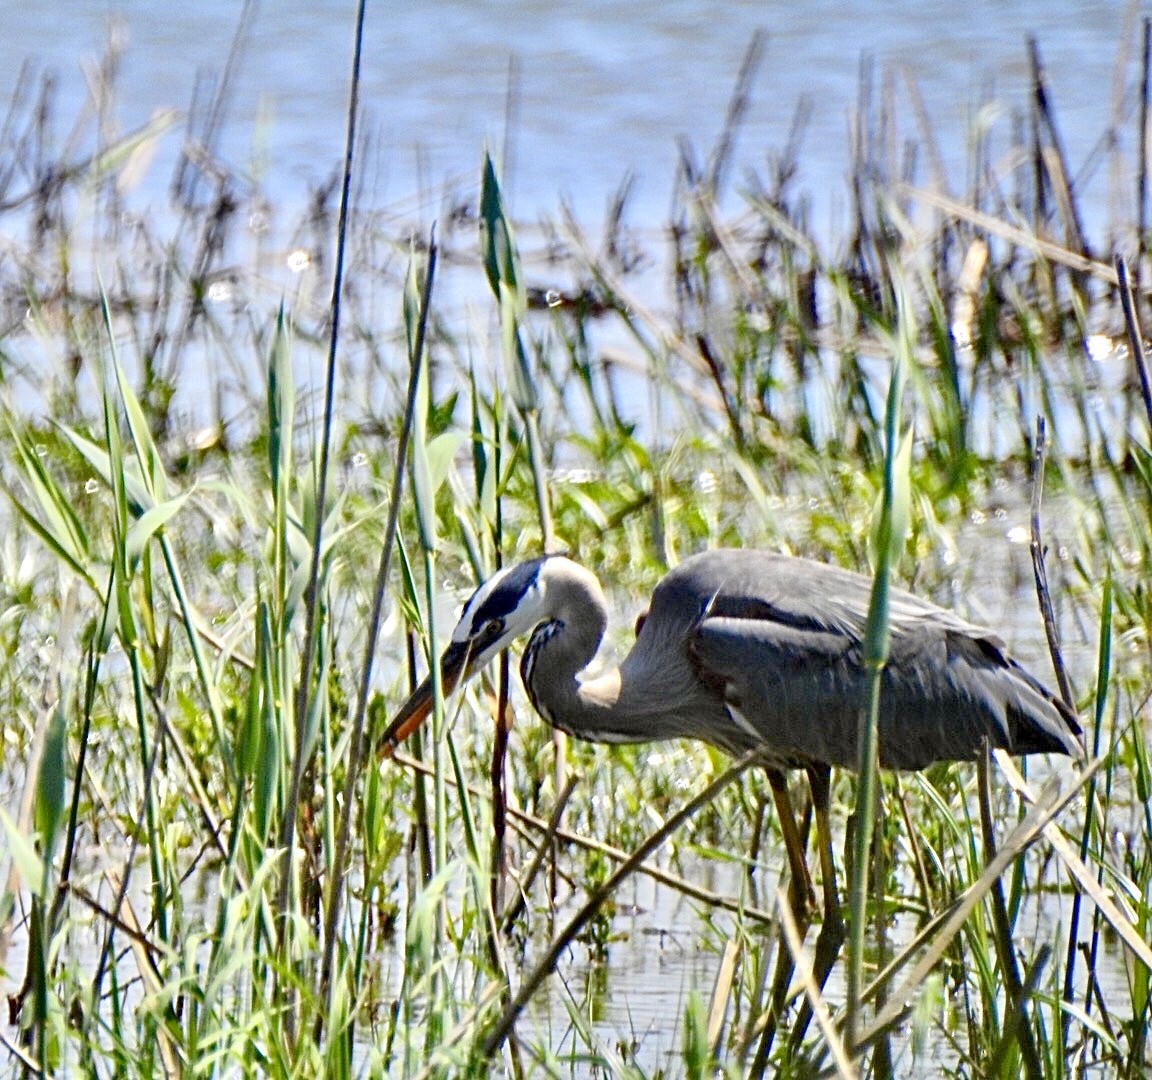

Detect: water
1,1,1141,442
0,1,1138,241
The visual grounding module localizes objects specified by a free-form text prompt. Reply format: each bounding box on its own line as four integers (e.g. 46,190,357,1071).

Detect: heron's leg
766,768,816,917
808,764,845,970
750,769,816,1069
788,764,847,1052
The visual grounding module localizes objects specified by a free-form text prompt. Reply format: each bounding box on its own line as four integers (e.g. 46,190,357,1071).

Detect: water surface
1,1,1137,240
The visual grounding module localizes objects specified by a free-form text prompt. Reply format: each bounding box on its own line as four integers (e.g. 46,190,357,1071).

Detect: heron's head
379,557,555,755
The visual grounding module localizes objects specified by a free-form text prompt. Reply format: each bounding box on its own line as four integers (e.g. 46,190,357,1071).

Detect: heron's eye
478,617,504,642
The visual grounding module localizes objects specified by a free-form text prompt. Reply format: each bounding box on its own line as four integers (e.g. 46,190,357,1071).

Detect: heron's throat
521,621,633,742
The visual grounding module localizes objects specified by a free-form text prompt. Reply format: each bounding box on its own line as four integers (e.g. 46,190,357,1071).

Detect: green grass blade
847,268,912,1052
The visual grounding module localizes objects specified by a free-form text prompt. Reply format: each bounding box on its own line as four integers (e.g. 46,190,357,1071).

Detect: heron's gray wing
686,606,867,768
656,548,987,643
688,597,1081,771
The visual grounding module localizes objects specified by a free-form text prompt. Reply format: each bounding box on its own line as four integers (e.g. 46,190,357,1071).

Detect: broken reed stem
1028,416,1075,706
1116,256,1152,435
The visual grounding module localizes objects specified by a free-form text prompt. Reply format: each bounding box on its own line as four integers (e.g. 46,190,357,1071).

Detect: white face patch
450,558,552,646
451,564,520,643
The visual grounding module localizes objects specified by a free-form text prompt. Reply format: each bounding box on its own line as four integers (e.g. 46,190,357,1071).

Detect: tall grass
0,20,1150,1079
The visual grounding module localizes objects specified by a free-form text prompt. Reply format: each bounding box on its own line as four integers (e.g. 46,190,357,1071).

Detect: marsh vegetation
1,22,1151,1079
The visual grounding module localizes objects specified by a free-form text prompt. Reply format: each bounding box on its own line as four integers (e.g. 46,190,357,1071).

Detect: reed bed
0,20,1151,1079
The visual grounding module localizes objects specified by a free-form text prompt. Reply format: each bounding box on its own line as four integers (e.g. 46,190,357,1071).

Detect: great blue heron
380,549,1082,996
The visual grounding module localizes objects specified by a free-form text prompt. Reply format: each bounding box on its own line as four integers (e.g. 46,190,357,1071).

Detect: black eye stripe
466,557,547,632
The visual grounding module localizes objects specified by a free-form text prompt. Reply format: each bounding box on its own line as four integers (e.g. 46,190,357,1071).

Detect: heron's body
395,549,1080,771
380,548,1081,1042
529,549,1081,769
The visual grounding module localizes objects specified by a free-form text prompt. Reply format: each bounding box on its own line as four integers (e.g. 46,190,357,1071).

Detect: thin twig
314,234,438,1039
1137,18,1151,293
490,655,511,920
1029,416,1075,706
500,773,578,933
277,0,368,950
707,29,768,196
1068,573,1113,1049
88,704,165,1027
1029,413,1092,1051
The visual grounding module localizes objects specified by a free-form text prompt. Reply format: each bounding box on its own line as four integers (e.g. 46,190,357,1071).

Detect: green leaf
116,368,168,502
267,307,295,492
888,425,914,556
406,862,459,969
470,359,487,501
58,425,154,517
8,497,91,587
425,432,466,494
681,991,709,1080
395,533,423,637
125,491,191,571
504,306,536,413
7,422,92,582
0,808,46,898
406,255,436,552
869,426,913,569
86,109,180,182
480,153,536,412
479,152,524,308
237,600,269,782
33,695,68,857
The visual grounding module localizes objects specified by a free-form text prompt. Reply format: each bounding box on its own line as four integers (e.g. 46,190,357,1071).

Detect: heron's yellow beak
379,641,471,758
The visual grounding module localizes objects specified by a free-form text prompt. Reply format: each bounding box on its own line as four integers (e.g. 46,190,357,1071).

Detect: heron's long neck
521,628,627,741
519,579,629,742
